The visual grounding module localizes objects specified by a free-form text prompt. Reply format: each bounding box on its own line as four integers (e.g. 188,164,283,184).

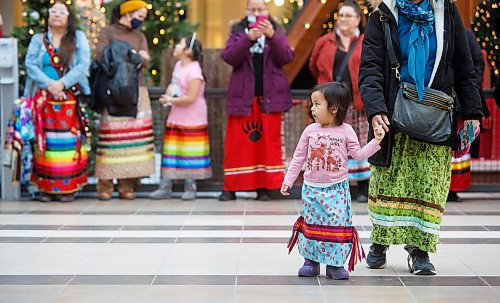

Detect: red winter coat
309,33,364,112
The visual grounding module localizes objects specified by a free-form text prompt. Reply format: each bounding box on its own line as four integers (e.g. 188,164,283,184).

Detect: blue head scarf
396,0,435,101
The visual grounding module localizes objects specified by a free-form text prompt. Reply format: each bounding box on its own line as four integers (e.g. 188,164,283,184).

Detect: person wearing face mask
24,0,91,202
309,1,369,202
219,0,294,201
93,0,154,201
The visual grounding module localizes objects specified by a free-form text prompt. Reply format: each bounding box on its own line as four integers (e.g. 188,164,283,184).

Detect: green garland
472,0,499,75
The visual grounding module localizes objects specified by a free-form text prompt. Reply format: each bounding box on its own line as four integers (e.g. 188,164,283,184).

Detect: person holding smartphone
219,0,294,201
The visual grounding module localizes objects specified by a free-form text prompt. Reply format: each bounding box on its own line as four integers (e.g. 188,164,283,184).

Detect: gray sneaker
149,179,172,200
181,179,197,201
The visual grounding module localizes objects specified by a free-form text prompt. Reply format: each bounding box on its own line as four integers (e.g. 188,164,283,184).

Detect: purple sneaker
298,259,320,277
326,265,349,280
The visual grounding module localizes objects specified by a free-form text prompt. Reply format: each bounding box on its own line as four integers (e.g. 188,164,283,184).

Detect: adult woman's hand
48,81,65,92
258,19,274,39
372,114,390,132
247,28,263,41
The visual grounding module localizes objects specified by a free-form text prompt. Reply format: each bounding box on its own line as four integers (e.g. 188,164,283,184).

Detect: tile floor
0,193,499,302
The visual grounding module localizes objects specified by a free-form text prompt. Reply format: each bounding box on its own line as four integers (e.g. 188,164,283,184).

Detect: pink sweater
283,123,381,187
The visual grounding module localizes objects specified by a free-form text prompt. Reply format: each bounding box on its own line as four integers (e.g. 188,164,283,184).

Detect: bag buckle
391,63,400,80
379,14,388,22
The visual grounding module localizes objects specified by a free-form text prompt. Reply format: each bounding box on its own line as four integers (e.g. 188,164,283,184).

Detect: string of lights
472,0,499,75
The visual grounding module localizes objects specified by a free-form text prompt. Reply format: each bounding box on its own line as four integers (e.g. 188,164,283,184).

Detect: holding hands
373,124,385,144
372,113,389,144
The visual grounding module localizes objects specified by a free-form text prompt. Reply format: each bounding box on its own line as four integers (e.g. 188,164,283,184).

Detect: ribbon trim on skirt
287,216,366,272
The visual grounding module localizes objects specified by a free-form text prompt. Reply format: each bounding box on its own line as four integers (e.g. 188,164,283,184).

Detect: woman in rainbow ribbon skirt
25,0,90,202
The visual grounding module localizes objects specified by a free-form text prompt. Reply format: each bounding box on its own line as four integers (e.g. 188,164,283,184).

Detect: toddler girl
281,82,385,279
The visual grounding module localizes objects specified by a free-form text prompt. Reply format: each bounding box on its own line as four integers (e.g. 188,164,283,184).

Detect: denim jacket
24,29,91,97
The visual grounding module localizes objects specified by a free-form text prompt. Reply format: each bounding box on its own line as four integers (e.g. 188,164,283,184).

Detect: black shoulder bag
381,13,454,144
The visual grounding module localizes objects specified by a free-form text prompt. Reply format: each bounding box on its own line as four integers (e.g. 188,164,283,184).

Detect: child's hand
158,94,168,106
280,184,290,196
374,125,385,143
166,85,172,97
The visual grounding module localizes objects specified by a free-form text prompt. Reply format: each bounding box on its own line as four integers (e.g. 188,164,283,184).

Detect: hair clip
189,32,197,50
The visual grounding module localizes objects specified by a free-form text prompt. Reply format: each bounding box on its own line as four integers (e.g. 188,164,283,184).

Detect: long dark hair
184,34,203,62
312,82,351,126
47,0,77,70
111,3,122,24
184,34,206,80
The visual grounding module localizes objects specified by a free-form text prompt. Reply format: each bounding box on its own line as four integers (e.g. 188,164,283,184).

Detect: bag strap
42,33,83,99
334,37,360,82
379,12,401,81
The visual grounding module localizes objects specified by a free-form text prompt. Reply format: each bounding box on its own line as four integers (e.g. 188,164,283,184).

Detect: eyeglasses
338,13,358,19
246,7,268,14
49,8,69,16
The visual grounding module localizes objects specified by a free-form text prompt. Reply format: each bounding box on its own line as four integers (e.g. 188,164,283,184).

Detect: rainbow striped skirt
161,123,212,180
33,95,88,194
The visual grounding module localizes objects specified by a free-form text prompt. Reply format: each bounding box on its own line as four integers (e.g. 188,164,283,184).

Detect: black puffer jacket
90,39,143,117
359,0,483,167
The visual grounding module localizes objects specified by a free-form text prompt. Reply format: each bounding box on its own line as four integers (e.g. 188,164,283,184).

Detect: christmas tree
472,0,499,76
280,0,302,30
104,0,197,85
11,0,67,94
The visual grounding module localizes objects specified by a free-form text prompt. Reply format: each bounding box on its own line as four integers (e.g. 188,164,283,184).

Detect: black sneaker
366,243,388,269
256,188,271,201
218,191,236,201
447,191,463,202
405,246,437,275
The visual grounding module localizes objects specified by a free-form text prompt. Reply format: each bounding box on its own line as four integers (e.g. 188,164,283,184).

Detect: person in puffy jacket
219,0,294,201
93,0,154,201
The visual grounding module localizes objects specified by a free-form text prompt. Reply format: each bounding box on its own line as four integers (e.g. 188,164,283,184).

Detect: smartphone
248,15,268,28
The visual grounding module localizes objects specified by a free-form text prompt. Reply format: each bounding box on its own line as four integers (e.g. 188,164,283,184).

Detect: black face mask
131,18,143,29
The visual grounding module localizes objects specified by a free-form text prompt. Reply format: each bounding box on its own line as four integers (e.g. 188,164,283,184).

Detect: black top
333,49,353,94
253,52,264,97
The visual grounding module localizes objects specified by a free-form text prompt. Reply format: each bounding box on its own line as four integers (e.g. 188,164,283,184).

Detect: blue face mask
131,18,143,29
